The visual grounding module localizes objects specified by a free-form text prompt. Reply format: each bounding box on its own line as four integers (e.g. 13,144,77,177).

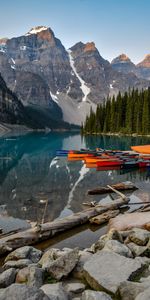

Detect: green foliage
82,88,150,135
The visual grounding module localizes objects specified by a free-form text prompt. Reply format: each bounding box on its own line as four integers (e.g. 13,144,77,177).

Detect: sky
0,0,150,64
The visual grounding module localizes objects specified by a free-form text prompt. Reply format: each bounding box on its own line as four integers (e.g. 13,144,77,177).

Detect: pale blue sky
0,0,150,63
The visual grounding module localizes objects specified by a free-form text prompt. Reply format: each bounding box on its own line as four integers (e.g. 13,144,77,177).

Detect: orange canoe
68,153,94,159
85,157,120,164
131,145,150,154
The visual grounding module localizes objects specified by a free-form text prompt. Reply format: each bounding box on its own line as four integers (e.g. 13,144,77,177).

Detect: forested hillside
82,88,150,135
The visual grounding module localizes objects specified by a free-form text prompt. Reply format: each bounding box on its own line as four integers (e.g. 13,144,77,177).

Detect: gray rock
4,259,32,270
127,242,150,257
0,283,49,300
15,265,44,287
135,287,150,300
0,268,16,288
5,246,42,263
65,282,85,294
118,280,150,300
91,229,123,253
41,283,68,300
83,250,146,295
82,290,112,300
103,240,133,258
72,251,93,279
27,266,44,288
125,228,150,246
39,248,79,280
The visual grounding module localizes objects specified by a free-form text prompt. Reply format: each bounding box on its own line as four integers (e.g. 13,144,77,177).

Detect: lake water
0,132,150,249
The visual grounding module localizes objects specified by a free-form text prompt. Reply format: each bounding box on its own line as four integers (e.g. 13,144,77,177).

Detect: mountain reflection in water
0,132,150,227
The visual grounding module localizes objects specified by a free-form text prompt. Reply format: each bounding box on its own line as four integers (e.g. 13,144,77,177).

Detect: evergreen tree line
82,88,150,135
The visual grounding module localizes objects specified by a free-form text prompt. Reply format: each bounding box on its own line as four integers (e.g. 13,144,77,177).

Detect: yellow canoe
131,145,150,154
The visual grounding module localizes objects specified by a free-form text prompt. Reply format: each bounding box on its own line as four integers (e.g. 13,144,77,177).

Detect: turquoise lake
0,132,150,249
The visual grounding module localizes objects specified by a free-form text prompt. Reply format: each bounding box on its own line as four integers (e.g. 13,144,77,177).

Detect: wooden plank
89,210,120,225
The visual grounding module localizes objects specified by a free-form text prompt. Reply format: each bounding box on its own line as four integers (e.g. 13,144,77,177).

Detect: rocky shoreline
0,227,150,299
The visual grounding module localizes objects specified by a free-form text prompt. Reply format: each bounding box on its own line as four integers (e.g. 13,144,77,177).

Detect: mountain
136,55,150,80
0,73,27,125
0,26,149,126
111,54,136,74
111,53,150,81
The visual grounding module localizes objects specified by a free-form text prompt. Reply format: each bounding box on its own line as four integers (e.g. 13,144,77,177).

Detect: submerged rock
83,250,147,295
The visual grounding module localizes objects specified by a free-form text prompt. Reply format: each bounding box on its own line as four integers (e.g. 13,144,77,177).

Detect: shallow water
0,132,150,248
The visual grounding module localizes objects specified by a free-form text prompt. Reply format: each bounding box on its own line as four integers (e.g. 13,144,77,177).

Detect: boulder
91,229,123,253
82,290,112,300
135,287,150,300
125,228,150,246
127,242,150,257
39,248,79,280
103,240,133,258
0,268,16,288
4,259,32,270
41,283,68,300
16,265,44,288
65,282,85,294
72,251,93,279
5,246,42,263
0,283,49,300
118,280,150,300
83,251,147,295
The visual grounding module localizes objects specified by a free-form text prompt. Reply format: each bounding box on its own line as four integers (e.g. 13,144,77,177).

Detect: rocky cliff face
136,55,150,80
111,54,136,74
0,73,26,124
111,53,150,81
0,26,149,126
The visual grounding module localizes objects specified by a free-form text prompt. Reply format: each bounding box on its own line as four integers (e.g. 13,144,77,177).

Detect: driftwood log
89,209,120,225
0,195,129,256
88,182,137,195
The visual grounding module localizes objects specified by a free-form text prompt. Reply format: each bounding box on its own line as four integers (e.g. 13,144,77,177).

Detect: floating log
89,209,120,225
87,182,137,195
0,194,129,256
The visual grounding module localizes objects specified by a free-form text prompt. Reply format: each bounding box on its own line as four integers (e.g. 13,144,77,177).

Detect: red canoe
96,160,123,167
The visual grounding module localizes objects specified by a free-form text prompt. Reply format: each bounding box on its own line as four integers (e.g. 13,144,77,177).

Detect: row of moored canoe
56,148,150,169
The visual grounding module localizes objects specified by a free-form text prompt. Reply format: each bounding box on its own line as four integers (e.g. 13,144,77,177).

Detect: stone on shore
65,282,85,294
118,280,150,300
39,248,79,280
82,290,112,300
16,265,44,288
0,283,49,300
127,242,150,257
83,250,146,295
135,287,150,300
125,228,150,246
41,283,68,300
72,250,93,279
4,259,32,270
103,240,133,258
0,268,16,288
5,246,42,263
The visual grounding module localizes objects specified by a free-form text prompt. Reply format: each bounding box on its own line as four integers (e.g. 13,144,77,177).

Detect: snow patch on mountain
50,91,59,103
26,26,48,36
67,49,91,102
